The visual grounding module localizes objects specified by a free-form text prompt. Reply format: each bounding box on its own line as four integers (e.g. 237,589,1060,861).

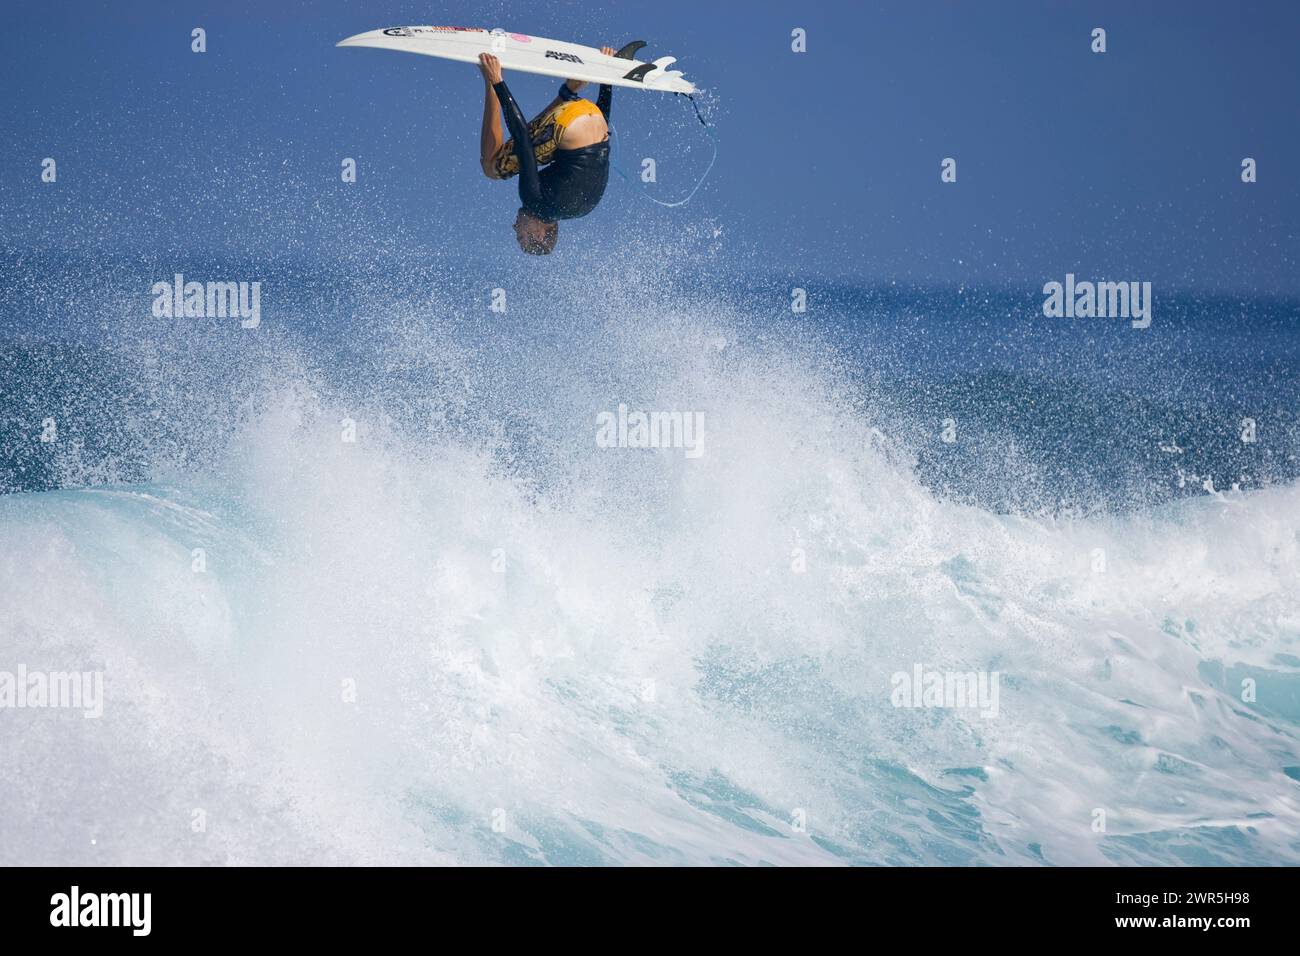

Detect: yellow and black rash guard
493,79,611,223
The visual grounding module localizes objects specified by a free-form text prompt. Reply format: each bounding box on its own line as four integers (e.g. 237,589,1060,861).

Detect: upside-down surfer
477,42,644,255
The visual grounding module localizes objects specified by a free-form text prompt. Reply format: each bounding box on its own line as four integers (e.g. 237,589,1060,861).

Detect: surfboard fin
613,41,647,60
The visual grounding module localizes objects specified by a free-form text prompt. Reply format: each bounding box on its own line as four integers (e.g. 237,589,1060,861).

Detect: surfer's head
514,208,558,255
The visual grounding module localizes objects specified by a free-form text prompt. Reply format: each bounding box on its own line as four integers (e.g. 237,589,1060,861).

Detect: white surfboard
337,26,696,94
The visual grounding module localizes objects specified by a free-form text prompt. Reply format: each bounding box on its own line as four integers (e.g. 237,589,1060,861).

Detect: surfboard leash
608,92,717,208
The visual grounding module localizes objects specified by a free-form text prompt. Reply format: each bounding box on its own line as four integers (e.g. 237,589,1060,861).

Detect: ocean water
2,250,1299,865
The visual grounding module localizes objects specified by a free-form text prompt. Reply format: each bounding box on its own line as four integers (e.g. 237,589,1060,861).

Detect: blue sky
2,0,1298,293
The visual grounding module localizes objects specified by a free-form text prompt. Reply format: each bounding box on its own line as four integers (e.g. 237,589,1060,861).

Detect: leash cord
608,92,717,208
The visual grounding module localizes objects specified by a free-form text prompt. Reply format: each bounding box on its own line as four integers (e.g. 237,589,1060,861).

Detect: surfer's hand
564,48,614,91
478,53,503,84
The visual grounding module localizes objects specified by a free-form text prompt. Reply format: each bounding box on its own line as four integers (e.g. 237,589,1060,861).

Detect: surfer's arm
559,47,616,118
598,43,639,119
479,81,505,178
492,80,544,206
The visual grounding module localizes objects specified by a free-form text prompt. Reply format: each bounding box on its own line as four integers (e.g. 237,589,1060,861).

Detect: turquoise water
1,253,1298,865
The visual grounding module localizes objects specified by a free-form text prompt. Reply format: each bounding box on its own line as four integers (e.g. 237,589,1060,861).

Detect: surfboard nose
336,29,385,48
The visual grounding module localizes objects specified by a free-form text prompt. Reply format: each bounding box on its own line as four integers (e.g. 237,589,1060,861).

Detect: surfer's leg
491,107,562,179
527,108,564,166
479,80,506,179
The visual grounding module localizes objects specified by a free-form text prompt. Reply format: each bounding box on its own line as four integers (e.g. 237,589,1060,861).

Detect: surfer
477,44,638,255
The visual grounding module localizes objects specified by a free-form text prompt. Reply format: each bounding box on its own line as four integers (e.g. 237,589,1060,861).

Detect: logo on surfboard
621,63,656,83
545,50,583,64
382,26,485,38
